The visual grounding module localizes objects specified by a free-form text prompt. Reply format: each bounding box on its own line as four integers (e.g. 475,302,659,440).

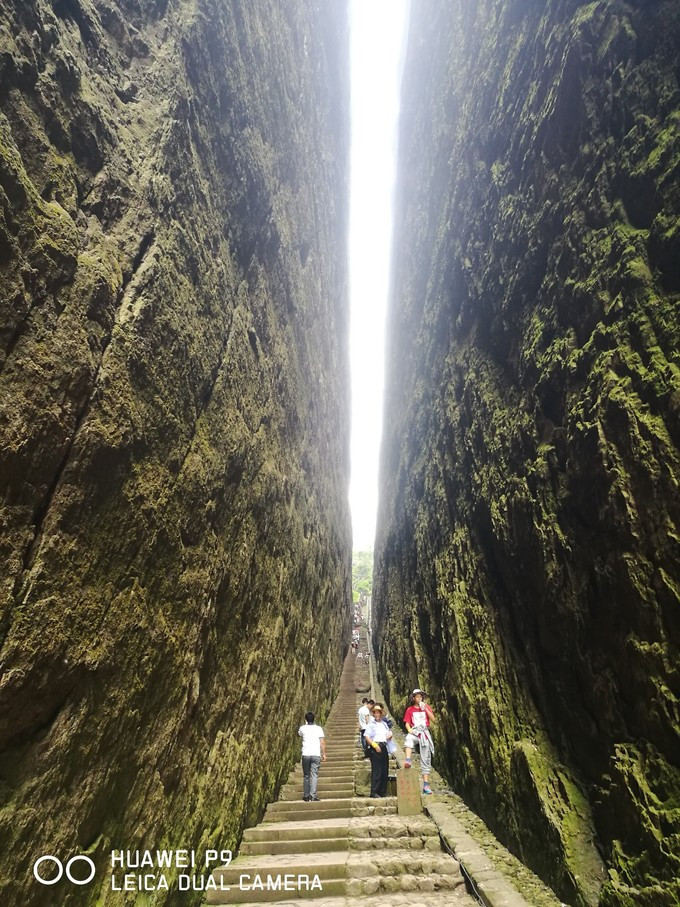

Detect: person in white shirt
363,703,395,797
298,711,326,801
357,698,374,756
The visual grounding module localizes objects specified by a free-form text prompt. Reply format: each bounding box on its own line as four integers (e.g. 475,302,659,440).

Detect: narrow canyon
0,1,678,906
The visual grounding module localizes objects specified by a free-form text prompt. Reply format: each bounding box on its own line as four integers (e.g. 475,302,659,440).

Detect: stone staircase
206,632,473,906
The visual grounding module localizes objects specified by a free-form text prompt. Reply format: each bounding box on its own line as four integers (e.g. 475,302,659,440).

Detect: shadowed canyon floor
206,644,473,906
205,628,572,907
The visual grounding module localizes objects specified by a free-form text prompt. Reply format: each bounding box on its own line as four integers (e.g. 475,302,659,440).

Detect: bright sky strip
348,0,410,551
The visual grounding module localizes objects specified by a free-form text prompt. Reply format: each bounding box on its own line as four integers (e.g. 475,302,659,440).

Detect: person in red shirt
403,688,435,794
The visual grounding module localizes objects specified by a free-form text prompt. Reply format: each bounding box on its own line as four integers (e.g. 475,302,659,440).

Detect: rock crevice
0,1,351,903
375,2,680,905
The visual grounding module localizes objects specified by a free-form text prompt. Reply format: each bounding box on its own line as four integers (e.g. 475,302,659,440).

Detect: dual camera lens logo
33,855,96,886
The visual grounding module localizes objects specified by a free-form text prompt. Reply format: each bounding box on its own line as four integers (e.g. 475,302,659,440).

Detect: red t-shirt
404,705,430,729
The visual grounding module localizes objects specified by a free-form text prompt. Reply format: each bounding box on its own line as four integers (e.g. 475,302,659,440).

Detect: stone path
207,632,473,905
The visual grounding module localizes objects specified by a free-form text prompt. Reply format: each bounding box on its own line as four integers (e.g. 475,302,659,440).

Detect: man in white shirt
298,711,326,801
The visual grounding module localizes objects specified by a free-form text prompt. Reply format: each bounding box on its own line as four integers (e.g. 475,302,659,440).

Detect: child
403,688,434,794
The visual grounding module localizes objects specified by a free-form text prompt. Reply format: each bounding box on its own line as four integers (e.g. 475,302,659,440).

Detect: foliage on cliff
0,0,350,903
375,2,680,905
352,550,373,602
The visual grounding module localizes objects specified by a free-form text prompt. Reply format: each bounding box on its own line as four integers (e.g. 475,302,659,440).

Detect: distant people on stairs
364,703,396,797
357,697,374,755
403,688,435,794
298,711,326,801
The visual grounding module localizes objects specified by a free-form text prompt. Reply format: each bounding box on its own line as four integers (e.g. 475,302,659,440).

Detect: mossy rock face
375,2,680,905
0,1,351,904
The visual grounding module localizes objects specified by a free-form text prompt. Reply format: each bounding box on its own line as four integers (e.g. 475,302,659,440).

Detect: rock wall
375,2,679,905
0,0,351,903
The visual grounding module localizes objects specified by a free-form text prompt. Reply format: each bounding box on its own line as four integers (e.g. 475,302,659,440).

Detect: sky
349,0,410,552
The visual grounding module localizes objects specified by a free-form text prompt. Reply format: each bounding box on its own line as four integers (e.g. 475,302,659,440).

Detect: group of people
358,688,435,797
296,688,435,803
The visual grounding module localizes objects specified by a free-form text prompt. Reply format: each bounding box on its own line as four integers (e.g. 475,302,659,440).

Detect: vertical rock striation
375,2,679,905
0,0,351,903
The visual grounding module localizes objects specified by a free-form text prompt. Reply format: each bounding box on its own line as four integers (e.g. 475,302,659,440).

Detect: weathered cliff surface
0,0,350,902
375,2,679,905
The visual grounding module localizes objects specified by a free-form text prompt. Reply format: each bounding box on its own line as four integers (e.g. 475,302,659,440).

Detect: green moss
375,1,680,905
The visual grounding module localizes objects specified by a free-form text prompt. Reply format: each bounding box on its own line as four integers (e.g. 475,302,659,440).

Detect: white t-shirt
358,705,370,729
412,708,427,728
298,724,325,757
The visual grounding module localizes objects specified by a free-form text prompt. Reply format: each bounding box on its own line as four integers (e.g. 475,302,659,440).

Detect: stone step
345,848,463,892
351,801,399,812
264,806,353,823
243,821,349,842
355,847,462,871
292,770,353,780
345,873,463,898
244,893,465,907
282,785,354,794
283,781,354,791
205,876,346,904
288,777,353,788
211,852,348,886
240,837,349,855
319,760,355,766
290,768,354,775
279,789,354,802
268,798,354,814
348,835,441,851
264,804,399,823
292,767,354,777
